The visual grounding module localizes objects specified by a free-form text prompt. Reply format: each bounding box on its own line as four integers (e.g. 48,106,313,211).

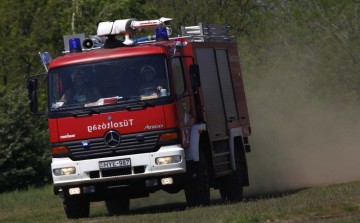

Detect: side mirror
27,78,37,90
27,78,38,114
189,64,201,91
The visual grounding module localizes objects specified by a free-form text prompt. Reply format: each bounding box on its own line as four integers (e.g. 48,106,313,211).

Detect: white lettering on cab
60,133,75,139
182,129,190,144
144,125,163,130
87,119,134,133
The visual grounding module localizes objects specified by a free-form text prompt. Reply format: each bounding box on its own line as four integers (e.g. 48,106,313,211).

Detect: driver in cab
138,64,167,95
59,70,101,104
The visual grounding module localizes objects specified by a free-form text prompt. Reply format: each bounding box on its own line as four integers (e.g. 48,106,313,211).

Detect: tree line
0,0,359,192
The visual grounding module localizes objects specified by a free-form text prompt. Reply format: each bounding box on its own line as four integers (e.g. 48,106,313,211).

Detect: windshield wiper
72,108,100,117
123,97,155,110
60,103,86,109
126,102,155,110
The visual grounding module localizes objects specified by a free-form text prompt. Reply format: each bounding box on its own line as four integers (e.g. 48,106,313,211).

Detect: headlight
53,167,76,176
155,155,181,165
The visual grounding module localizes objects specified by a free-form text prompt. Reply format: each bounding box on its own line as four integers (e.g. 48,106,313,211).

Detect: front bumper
52,144,185,186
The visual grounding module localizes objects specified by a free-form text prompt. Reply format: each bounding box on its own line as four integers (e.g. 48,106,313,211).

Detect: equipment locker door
215,49,238,122
195,48,227,138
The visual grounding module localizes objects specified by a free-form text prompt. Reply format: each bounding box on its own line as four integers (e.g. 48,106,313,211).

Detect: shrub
0,88,51,192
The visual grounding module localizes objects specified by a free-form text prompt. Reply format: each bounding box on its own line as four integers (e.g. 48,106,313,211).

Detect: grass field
1,181,360,223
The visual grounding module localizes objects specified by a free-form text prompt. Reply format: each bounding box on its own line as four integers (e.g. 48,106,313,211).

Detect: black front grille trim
61,130,165,161
102,167,132,177
90,171,100,179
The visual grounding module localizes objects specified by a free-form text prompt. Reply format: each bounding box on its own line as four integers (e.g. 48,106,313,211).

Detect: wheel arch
185,123,207,162
229,127,250,186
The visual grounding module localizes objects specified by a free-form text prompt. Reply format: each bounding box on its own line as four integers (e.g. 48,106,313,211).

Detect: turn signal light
159,132,179,141
51,146,69,154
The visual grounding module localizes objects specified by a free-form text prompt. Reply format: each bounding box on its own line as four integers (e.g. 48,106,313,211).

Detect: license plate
99,158,131,170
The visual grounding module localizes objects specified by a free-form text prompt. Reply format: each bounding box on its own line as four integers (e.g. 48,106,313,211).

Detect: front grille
134,166,145,174
61,130,165,161
90,171,100,179
102,167,132,177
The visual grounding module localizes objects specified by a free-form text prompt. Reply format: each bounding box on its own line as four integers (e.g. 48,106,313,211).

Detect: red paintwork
48,40,250,144
49,45,169,69
163,103,178,129
56,106,168,142
48,43,178,143
48,119,59,143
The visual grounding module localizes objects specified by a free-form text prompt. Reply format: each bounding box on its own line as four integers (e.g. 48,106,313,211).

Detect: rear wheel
105,197,130,215
184,151,210,207
62,196,90,219
219,149,243,202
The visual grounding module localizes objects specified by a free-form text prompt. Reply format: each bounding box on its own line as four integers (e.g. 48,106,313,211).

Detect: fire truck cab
27,18,251,218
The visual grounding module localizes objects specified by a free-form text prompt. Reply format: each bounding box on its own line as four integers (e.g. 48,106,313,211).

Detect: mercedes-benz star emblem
104,130,121,147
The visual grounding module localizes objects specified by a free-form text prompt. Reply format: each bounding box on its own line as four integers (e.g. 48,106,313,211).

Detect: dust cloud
243,68,360,197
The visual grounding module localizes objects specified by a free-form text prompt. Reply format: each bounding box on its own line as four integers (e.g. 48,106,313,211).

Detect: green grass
341,205,359,212
1,182,360,223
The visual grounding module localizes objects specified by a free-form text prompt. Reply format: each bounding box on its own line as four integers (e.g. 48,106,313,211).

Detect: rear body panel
183,42,251,139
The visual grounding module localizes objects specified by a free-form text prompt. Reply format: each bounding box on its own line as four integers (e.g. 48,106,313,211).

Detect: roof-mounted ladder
181,23,234,42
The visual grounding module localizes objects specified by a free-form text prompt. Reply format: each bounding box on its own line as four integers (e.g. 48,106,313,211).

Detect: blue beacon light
69,38,82,53
155,28,169,42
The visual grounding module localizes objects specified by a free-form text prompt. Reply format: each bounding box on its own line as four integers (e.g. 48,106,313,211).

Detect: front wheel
62,196,90,219
184,151,210,207
105,197,130,215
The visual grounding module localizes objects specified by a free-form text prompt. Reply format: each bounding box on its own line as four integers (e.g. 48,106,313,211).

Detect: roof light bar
69,38,82,53
155,27,168,42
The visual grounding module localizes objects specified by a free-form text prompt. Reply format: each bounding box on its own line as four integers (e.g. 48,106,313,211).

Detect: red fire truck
27,18,251,218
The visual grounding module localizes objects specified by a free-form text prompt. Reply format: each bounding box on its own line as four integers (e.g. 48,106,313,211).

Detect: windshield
49,55,171,110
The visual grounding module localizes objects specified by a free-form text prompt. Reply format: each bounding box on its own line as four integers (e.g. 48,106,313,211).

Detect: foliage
241,0,360,105
67,0,160,36
145,0,261,35
0,88,50,192
0,0,70,88
0,0,158,89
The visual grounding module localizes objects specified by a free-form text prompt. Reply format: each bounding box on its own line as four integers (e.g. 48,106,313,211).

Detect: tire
219,149,243,203
184,151,210,207
105,197,130,215
62,196,90,219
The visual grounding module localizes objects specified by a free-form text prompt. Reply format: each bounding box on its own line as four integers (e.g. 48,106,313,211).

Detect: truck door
172,57,196,148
